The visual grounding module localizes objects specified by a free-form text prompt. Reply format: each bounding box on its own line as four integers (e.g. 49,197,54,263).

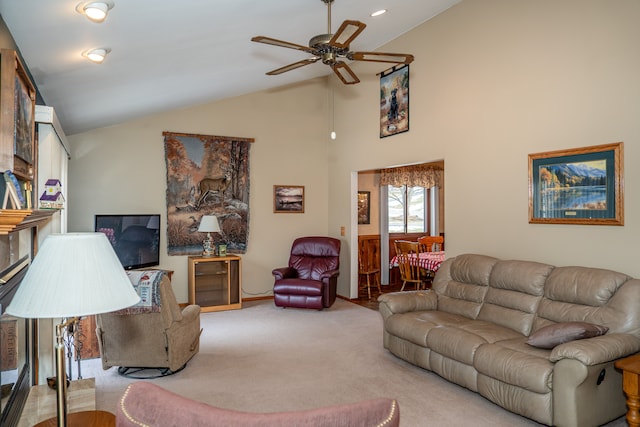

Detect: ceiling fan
251,0,414,85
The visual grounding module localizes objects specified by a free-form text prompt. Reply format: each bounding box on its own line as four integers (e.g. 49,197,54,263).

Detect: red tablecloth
390,251,446,272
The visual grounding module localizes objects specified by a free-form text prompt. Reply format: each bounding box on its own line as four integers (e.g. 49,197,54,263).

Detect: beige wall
69,0,640,302
68,78,333,302
357,170,379,235
332,0,640,295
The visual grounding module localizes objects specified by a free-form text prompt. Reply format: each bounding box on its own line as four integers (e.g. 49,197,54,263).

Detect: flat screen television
95,214,161,270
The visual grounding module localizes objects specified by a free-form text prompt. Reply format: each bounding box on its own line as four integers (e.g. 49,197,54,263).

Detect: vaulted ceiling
0,0,459,135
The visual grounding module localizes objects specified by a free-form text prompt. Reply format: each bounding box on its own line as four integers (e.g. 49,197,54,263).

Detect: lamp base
202,234,216,256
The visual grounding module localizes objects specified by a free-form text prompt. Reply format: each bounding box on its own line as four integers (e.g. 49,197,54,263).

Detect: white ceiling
0,0,459,135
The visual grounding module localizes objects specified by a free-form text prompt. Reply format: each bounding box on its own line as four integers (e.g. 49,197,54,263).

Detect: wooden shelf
0,209,56,234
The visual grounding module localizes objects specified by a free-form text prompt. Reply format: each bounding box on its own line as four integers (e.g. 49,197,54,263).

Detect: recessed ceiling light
371,9,387,17
82,48,111,63
75,1,115,23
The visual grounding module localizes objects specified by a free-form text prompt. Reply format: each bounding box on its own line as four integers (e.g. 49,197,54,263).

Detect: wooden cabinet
188,255,242,312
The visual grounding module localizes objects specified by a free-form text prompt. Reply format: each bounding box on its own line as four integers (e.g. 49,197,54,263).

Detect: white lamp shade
6,233,140,319
197,215,220,233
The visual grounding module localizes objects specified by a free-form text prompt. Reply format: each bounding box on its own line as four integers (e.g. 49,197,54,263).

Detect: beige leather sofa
378,254,640,427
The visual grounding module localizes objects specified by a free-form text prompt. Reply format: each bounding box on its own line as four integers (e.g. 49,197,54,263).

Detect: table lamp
197,215,220,256
6,233,140,427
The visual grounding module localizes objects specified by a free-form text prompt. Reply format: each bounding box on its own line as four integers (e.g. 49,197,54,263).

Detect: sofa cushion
526,322,609,349
433,255,498,319
273,279,322,296
385,310,470,347
427,320,522,365
477,260,552,336
474,338,553,394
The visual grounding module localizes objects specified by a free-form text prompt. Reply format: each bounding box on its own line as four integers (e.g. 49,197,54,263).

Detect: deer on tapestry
197,174,230,208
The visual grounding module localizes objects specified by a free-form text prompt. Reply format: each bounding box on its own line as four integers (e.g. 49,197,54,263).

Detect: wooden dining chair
394,240,426,291
417,235,444,252
358,237,381,299
416,236,444,287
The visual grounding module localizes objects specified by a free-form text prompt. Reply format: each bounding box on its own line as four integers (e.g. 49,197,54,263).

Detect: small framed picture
273,185,304,213
528,142,623,225
217,243,227,257
358,191,370,224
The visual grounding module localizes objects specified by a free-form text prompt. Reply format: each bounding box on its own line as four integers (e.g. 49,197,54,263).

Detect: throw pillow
526,322,609,349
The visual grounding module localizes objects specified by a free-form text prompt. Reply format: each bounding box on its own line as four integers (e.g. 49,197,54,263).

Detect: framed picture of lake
273,185,304,213
528,142,623,225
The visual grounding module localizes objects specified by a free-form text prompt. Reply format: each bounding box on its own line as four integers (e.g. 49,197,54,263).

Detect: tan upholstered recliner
96,270,201,377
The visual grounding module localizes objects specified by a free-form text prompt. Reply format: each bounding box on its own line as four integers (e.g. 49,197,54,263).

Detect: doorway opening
351,160,444,300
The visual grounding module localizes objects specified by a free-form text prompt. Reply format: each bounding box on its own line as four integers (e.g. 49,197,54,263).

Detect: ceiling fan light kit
252,0,414,85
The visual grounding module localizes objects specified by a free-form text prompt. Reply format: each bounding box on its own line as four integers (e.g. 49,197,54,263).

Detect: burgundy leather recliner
272,236,341,310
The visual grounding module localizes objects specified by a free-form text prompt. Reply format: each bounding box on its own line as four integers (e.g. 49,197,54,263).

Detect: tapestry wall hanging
163,131,253,255
380,64,409,138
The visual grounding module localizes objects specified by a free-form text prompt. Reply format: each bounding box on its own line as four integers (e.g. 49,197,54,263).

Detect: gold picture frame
273,185,304,213
528,142,623,225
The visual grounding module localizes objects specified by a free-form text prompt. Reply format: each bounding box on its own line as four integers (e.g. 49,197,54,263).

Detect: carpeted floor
82,299,626,426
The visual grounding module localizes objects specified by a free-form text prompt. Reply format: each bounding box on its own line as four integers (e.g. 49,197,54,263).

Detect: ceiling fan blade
265,58,320,75
329,20,366,49
251,36,315,53
349,51,415,65
332,61,360,85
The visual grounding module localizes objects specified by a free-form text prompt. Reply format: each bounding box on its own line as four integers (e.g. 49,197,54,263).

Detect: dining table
389,251,446,273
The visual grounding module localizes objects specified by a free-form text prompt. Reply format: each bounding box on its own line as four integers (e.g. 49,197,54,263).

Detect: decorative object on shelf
39,178,66,209
6,233,140,427
217,243,227,257
163,131,253,256
3,170,25,209
528,142,624,226
197,215,220,256
23,181,32,208
357,191,370,224
380,64,409,138
273,185,304,213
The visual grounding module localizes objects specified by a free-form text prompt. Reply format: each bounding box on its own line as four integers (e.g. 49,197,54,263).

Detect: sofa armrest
272,267,296,280
181,304,201,323
377,291,437,319
550,333,640,365
320,269,340,281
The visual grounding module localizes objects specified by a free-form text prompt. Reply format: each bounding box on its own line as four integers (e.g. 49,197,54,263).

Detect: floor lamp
6,233,140,427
